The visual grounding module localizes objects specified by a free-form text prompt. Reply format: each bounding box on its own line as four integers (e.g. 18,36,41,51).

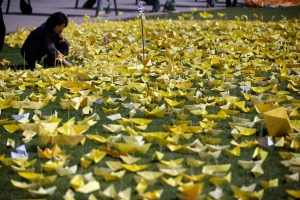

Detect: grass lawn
0,5,300,200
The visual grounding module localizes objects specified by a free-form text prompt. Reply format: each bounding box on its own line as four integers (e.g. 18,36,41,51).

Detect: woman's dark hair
45,12,68,30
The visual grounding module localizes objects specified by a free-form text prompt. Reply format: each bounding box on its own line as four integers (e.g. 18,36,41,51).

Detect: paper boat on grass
76,180,101,194
178,182,205,200
102,170,126,181
103,124,124,133
42,160,65,172
143,107,167,118
70,174,100,194
55,165,77,176
28,186,57,198
59,99,80,110
116,143,151,154
18,172,57,184
39,135,85,146
11,99,47,110
11,180,39,190
231,185,264,200
37,144,63,159
161,175,182,187
285,173,299,183
286,190,300,199
11,165,35,173
99,184,117,199
3,124,19,133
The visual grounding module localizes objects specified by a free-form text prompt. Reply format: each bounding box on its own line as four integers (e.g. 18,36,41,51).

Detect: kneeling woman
21,12,73,69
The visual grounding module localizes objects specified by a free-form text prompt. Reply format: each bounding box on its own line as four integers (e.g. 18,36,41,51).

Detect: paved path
2,0,245,33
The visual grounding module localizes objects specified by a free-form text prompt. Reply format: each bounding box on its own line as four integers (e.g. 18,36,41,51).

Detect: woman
21,12,72,69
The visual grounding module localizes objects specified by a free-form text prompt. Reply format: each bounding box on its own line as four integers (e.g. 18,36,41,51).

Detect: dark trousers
22,39,70,69
43,39,70,68
0,0,6,52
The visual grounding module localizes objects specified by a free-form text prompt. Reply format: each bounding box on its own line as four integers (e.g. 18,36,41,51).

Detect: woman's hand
63,59,73,67
57,54,73,67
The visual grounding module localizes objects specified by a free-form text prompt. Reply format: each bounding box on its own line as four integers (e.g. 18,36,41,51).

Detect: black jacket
21,23,64,67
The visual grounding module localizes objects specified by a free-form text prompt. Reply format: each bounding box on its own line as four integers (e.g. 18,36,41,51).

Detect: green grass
0,5,300,200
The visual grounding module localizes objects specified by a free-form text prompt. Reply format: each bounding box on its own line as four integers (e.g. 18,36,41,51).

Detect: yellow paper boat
102,170,126,181
200,136,222,145
252,147,268,161
11,99,46,110
140,189,164,200
162,175,182,187
87,134,107,144
11,165,35,173
209,187,223,200
143,107,167,118
28,186,57,198
164,98,185,108
18,172,57,184
103,124,124,133
231,185,264,200
251,163,264,178
102,107,120,114
286,190,300,198
260,178,278,189
120,155,141,164
116,143,151,154
137,171,164,181
116,187,131,200
42,160,65,172
83,149,107,163
130,118,152,125
60,99,81,110
202,164,231,175
187,158,205,168
55,165,77,176
235,126,256,136
179,182,205,200
39,135,85,146
226,146,241,157
13,158,37,168
182,173,205,182
10,179,39,190
152,151,164,161
122,164,148,172
106,161,123,171
285,172,299,183
159,167,187,176
76,180,101,194
70,174,86,190
3,125,20,133
209,172,231,186
237,160,256,169
0,99,12,109
160,158,184,167
198,150,222,159
99,184,117,199
122,135,144,145
37,144,63,159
